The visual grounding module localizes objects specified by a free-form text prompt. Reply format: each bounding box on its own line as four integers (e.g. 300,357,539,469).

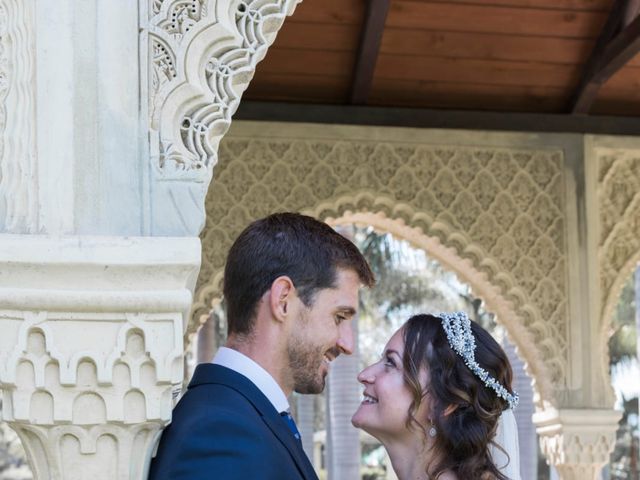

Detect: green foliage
609,275,638,365
353,226,497,369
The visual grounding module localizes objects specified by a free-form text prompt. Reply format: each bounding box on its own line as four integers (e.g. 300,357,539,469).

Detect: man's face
287,268,360,394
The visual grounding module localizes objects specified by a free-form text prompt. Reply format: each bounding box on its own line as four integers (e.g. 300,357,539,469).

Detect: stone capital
0,234,200,479
533,407,622,480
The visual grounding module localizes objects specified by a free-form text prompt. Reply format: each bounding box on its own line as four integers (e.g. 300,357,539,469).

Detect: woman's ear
269,276,294,322
443,404,458,417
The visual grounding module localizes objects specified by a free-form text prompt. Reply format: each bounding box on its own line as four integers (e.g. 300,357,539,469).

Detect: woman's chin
351,409,367,430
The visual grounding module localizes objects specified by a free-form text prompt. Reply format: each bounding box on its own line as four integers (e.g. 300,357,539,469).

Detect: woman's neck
383,437,429,480
382,437,457,480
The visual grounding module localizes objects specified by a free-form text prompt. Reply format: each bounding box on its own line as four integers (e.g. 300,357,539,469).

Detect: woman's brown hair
402,314,515,479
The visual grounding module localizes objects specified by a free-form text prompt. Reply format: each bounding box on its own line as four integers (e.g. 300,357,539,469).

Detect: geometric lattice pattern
598,150,640,329
196,132,570,391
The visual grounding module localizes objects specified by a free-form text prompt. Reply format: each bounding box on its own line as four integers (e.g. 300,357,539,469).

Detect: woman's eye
384,356,396,368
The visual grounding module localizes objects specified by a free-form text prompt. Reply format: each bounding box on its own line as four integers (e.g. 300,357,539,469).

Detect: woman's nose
357,364,376,384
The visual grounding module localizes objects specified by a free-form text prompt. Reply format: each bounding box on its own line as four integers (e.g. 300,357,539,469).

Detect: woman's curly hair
401,314,515,480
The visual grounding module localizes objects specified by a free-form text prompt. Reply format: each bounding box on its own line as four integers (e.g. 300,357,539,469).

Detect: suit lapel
190,364,319,480
260,409,318,480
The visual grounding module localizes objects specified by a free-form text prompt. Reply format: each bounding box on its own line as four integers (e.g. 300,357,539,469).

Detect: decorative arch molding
144,0,302,235
194,122,575,408
324,205,550,406
595,143,640,389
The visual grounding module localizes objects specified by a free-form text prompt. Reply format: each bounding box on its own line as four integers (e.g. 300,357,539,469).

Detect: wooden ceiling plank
349,0,390,104
570,0,640,113
387,2,607,39
623,0,640,25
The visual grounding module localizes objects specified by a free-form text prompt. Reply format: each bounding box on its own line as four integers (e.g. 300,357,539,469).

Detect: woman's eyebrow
385,349,401,358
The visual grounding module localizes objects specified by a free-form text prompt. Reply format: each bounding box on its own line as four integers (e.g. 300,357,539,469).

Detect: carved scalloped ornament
598,150,640,318
146,0,301,177
540,431,616,478
195,135,570,400
597,148,640,387
0,309,183,477
536,408,621,479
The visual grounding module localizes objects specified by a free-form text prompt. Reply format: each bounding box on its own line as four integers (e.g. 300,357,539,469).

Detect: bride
352,312,521,480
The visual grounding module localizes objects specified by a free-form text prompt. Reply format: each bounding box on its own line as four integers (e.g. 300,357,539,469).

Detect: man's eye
335,315,346,324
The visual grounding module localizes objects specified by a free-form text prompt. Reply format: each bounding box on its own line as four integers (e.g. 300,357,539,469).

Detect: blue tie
280,410,301,441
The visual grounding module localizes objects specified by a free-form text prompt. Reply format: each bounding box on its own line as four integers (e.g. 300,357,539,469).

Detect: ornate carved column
0,235,200,479
534,408,621,480
0,0,301,478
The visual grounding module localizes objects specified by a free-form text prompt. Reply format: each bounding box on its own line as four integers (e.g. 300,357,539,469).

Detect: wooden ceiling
243,0,640,117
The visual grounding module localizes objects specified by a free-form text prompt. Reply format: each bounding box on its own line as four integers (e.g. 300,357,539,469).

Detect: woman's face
351,327,430,442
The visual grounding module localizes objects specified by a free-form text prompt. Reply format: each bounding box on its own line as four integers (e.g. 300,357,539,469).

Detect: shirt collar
212,346,290,413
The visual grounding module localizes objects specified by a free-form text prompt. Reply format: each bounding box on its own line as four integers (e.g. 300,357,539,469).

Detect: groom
148,212,374,480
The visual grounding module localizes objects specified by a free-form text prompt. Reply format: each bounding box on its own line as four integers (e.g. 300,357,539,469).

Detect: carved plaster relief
598,149,640,318
144,0,301,235
0,0,37,233
195,125,570,406
0,235,200,479
596,146,640,395
535,408,621,480
1,311,181,479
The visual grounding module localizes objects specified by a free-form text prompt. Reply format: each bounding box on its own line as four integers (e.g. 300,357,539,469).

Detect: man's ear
269,276,295,323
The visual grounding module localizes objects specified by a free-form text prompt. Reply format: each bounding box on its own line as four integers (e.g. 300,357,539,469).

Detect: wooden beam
624,0,640,26
234,101,640,136
570,0,640,114
349,0,390,105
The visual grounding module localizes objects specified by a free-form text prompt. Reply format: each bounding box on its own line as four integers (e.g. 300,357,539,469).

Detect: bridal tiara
437,311,519,409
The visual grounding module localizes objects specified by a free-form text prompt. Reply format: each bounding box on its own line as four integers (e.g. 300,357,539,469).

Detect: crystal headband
437,311,519,409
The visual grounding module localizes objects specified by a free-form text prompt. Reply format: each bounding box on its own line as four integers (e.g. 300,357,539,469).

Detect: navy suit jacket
147,364,318,480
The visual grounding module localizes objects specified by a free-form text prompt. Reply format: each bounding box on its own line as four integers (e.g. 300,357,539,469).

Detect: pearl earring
428,420,437,438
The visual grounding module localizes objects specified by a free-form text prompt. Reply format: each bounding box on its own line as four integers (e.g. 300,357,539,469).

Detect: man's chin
294,378,325,395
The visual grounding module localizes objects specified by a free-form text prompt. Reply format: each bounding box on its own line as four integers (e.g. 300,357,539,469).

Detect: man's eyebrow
336,306,356,316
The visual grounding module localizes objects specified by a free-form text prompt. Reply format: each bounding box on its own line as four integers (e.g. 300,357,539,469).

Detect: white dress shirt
212,346,290,413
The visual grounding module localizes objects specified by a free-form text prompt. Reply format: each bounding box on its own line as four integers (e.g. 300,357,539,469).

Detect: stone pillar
326,320,361,480
534,408,621,480
0,235,200,479
0,0,301,478
503,339,536,479
296,394,315,465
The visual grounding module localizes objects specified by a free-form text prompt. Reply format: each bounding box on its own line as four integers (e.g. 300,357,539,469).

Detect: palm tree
607,269,639,480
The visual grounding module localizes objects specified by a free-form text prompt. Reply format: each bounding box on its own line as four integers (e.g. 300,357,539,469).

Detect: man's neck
225,336,293,396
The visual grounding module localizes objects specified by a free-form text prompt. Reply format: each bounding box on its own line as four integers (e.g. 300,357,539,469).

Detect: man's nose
336,320,355,355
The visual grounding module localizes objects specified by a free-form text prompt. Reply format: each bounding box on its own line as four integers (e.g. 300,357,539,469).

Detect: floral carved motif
0,3,8,164
195,132,570,400
597,148,640,381
146,0,301,174
0,0,37,233
153,0,208,38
